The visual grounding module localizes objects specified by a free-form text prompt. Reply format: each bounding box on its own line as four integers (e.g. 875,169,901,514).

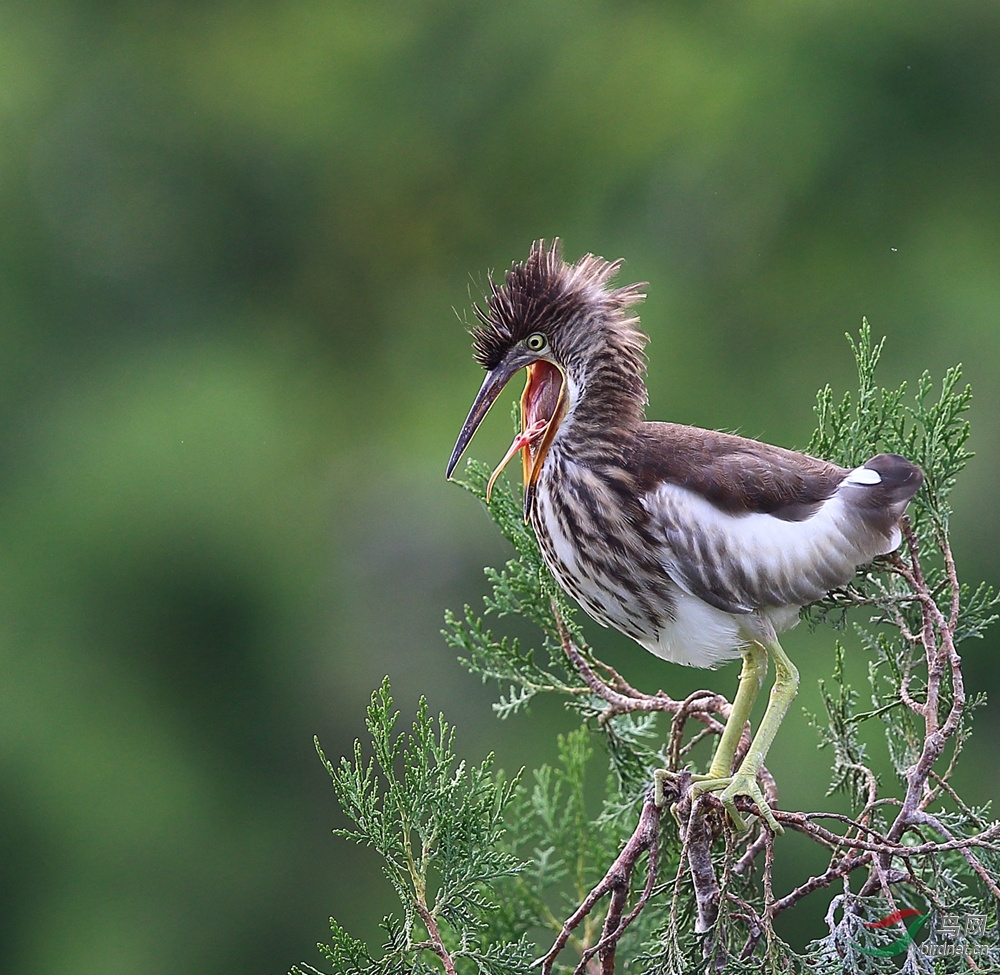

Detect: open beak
446,355,566,521
446,357,525,480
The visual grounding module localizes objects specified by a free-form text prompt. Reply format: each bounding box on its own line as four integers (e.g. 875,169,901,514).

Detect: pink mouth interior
523,360,562,432
485,360,563,502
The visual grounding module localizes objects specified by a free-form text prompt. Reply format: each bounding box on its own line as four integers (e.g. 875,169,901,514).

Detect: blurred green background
2,1,1000,972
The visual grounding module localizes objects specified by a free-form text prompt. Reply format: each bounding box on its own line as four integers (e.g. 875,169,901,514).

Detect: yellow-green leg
703,641,768,780
654,642,764,813
691,634,799,834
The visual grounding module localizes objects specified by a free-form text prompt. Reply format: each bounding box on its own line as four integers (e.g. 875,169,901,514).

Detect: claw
690,772,783,834
653,768,670,808
719,773,781,834
653,769,688,828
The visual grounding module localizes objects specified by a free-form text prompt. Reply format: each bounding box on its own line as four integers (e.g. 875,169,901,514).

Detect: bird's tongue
485,361,563,502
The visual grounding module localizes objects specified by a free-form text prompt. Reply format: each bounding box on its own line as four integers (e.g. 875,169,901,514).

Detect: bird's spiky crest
471,239,646,371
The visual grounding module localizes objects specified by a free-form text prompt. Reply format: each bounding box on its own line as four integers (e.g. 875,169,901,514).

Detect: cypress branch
300,327,998,974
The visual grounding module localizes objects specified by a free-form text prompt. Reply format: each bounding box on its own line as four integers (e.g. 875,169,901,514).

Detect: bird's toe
689,772,783,835
718,773,782,834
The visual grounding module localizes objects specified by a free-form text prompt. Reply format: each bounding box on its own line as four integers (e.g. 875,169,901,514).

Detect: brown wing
629,422,847,522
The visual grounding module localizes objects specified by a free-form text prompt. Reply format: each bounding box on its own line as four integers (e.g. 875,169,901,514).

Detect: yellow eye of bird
526,332,546,352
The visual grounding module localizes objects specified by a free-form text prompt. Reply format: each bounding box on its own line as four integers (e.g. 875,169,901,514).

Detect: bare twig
554,606,730,738
534,792,662,974
414,903,458,975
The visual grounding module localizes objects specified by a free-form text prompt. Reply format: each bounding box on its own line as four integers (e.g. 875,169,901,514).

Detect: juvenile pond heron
446,240,922,832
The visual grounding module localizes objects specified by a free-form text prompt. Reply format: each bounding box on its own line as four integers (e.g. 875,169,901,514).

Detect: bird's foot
653,768,678,807
689,771,783,835
652,768,689,828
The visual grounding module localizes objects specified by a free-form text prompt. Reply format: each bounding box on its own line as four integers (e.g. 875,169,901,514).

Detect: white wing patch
844,465,882,486
642,475,897,615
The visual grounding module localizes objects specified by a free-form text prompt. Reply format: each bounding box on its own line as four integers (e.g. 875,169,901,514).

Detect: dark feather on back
631,423,847,522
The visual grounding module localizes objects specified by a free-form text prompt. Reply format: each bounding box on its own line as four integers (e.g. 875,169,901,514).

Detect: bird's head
446,239,647,520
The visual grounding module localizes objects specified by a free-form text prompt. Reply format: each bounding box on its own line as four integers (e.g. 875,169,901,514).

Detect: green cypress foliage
301,327,998,974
